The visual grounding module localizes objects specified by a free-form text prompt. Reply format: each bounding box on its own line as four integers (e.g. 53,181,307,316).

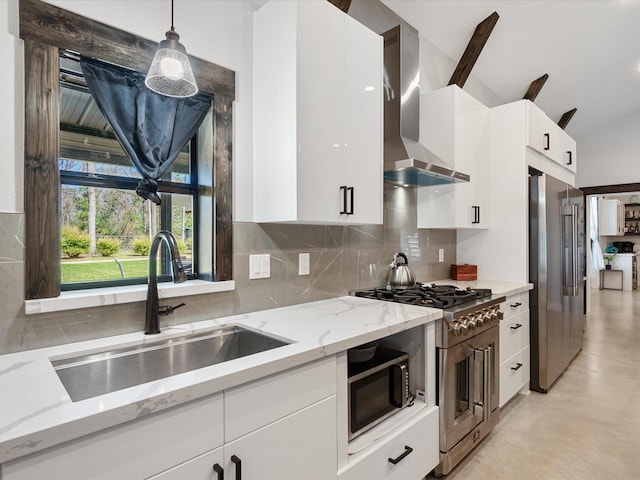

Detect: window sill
24,280,236,315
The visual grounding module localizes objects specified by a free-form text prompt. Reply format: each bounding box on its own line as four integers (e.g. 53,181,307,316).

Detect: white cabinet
338,406,439,480
417,85,490,229
253,0,383,224
600,198,625,236
3,358,337,480
608,253,637,291
498,292,531,407
527,101,577,174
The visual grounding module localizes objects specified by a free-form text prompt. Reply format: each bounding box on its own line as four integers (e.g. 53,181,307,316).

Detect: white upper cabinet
417,85,490,229
599,198,625,236
253,0,383,224
526,101,577,175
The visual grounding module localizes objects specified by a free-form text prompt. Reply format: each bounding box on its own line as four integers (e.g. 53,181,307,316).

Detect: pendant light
145,0,198,98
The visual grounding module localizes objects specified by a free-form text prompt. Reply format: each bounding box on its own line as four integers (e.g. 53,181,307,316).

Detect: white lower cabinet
498,292,531,407
3,358,337,480
337,407,439,480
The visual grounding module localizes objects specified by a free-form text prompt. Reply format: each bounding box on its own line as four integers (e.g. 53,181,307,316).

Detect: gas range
352,283,505,348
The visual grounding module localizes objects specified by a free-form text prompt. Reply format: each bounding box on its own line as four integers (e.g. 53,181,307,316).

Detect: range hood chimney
382,24,470,187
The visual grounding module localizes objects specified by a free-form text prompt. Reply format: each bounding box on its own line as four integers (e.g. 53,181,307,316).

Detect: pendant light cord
170,0,175,31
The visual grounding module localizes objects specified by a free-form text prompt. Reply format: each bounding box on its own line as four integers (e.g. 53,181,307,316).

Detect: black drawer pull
388,445,413,465
510,302,522,307
231,455,241,480
511,362,524,371
510,323,523,330
213,463,224,480
543,133,550,150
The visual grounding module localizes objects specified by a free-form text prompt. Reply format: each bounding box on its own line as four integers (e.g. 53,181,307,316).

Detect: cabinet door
557,130,577,173
527,102,558,159
147,447,224,480
342,13,383,225
224,396,337,480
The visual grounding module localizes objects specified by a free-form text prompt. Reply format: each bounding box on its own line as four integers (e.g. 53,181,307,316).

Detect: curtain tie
136,178,162,205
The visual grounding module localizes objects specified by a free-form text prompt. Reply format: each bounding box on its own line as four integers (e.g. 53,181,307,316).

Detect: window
58,55,199,290
21,0,234,301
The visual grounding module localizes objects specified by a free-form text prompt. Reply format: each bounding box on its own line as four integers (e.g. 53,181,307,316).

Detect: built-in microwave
347,346,411,440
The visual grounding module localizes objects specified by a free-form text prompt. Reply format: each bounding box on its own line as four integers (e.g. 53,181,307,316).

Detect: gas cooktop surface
352,283,492,309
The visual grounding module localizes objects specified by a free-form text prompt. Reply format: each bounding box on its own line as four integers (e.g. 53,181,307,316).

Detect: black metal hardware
340,186,348,214
510,302,522,307
231,455,241,480
213,463,224,480
347,186,354,215
511,362,523,371
543,133,550,150
566,150,573,165
510,323,523,330
158,302,186,316
388,445,413,465
471,205,480,224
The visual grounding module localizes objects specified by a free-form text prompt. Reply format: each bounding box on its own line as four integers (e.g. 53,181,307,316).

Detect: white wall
575,110,640,189
3,0,257,221
0,0,23,213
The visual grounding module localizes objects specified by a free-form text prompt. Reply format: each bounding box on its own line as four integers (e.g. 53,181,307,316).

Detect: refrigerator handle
562,204,579,296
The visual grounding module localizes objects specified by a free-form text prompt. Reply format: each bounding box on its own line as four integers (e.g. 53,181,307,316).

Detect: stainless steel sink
52,326,291,402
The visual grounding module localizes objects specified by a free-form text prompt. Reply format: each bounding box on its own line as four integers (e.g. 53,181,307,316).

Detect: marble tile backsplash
0,187,456,353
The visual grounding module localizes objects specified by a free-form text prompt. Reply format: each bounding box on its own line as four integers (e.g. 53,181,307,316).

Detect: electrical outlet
299,253,310,275
249,254,270,279
438,249,444,263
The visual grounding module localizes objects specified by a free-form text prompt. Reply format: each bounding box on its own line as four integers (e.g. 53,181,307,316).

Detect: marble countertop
0,296,441,464
425,279,533,297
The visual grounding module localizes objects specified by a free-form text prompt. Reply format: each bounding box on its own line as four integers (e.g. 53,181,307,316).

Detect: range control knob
459,321,470,335
476,313,485,327
449,321,462,336
467,314,477,331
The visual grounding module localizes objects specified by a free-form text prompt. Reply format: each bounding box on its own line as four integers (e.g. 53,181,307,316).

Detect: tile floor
427,288,639,479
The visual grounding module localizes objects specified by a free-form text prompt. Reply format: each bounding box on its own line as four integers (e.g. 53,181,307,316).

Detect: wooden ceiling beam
558,108,578,129
523,74,549,102
327,0,352,14
448,11,499,88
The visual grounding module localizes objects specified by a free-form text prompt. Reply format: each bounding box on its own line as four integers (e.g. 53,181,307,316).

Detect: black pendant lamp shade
145,0,198,98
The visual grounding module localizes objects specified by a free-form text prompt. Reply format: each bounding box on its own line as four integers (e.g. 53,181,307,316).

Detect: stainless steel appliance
529,173,586,392
347,346,411,440
353,284,505,475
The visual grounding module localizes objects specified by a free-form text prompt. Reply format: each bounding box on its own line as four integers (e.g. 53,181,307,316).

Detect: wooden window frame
20,0,233,300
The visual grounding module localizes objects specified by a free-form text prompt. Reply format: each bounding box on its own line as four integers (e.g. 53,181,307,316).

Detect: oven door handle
473,348,485,418
483,345,493,423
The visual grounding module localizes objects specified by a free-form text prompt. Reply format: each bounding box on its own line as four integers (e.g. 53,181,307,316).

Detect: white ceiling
381,0,640,139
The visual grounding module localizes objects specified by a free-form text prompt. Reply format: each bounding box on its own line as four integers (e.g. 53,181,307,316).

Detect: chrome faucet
145,230,187,335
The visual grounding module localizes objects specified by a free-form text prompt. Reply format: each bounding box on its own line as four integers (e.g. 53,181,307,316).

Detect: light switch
438,249,444,263
249,254,270,279
299,253,310,275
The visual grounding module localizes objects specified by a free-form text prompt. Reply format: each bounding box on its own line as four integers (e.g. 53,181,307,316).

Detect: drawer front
147,447,224,480
499,346,530,408
4,393,224,480
499,309,530,362
500,292,530,319
225,356,336,442
338,407,439,480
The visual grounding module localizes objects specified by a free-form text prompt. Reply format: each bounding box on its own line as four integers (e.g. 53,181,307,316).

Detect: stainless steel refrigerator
529,173,586,392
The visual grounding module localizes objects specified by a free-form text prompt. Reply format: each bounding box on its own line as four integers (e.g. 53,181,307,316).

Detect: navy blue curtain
80,57,212,204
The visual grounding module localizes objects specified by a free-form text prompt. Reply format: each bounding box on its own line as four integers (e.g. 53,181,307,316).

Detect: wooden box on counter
451,264,477,281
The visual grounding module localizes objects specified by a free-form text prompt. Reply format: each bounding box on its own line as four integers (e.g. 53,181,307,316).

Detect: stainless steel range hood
382,24,470,187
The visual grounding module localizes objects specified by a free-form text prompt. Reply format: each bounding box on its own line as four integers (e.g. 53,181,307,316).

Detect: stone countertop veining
0,296,441,464
423,279,533,297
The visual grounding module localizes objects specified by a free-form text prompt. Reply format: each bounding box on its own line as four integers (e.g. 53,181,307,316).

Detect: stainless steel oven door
438,326,499,452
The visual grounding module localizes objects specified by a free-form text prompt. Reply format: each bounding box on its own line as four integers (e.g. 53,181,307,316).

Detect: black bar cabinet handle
566,150,573,165
471,205,480,224
213,463,224,480
511,362,523,371
347,186,354,215
510,323,523,330
510,302,522,307
231,455,241,480
543,133,550,150
339,186,348,214
388,445,413,465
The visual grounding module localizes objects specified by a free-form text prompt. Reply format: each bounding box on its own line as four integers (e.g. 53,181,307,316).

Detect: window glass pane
60,186,194,286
